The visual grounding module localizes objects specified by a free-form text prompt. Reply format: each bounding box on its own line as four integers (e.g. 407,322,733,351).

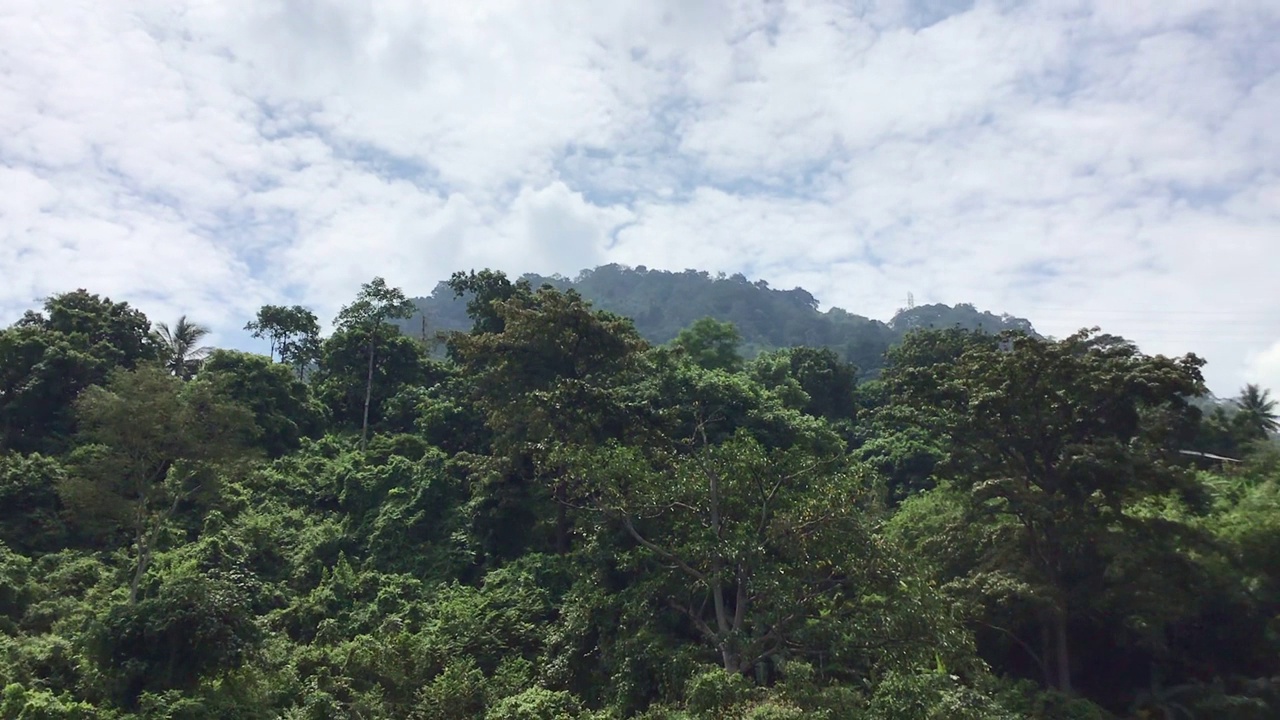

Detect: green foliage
1233,383,1279,437
1,291,160,454
0,279,1275,719
59,366,258,605
152,317,213,380
197,350,325,457
671,318,744,373
20,290,159,369
683,668,756,718
335,278,417,336
448,282,647,560
449,283,646,442
410,265,1034,377
314,328,434,434
0,543,33,631
885,328,1207,694
0,683,105,719
244,305,321,377
446,269,535,335
559,428,957,681
863,671,1113,720
332,277,419,448
413,657,487,719
749,346,858,423
485,687,583,720
864,671,1017,720
89,568,261,707
0,454,70,554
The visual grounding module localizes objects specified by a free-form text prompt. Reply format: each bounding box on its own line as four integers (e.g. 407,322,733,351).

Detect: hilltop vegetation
0,273,1276,719
401,264,1036,376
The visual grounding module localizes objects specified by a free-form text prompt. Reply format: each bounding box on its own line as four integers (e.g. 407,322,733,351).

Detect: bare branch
666,598,718,643
621,515,708,583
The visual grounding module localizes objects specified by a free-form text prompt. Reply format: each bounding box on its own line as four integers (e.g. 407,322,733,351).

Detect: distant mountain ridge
398,264,1037,377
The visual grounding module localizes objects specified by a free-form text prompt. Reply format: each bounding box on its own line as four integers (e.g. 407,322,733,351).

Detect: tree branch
620,515,707,583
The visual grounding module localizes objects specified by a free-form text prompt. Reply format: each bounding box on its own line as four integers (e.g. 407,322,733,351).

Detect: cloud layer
2,0,1277,395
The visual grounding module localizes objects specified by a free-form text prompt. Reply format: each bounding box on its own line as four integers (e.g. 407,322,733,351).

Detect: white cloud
1245,341,1280,400
1,0,1277,394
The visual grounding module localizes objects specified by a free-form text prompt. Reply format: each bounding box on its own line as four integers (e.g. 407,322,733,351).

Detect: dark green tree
59,366,257,604
449,285,646,558
557,424,956,682
197,350,326,456
0,290,160,453
1194,405,1246,458
91,567,261,707
446,269,534,335
17,289,160,367
750,346,858,423
333,278,417,448
314,327,433,439
244,304,321,378
449,285,646,448
886,328,1205,694
0,453,70,553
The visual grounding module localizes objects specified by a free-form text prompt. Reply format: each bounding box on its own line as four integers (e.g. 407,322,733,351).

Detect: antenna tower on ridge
907,292,915,310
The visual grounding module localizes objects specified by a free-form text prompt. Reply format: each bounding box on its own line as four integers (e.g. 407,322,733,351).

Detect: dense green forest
399,265,1036,376
0,270,1276,719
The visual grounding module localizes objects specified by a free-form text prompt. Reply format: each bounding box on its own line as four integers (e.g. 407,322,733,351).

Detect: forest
398,264,1036,376
0,268,1276,719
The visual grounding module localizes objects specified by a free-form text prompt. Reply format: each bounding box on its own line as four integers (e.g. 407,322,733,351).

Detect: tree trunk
1040,617,1055,689
361,338,374,449
555,501,569,554
128,500,149,605
720,644,741,674
129,486,184,605
128,531,149,605
1054,606,1072,694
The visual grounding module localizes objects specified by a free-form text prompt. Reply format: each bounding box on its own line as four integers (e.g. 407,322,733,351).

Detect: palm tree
1234,383,1279,437
153,316,213,379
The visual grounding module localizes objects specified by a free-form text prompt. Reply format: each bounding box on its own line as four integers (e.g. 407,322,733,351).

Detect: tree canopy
404,264,1036,377
244,304,321,377
0,270,1275,719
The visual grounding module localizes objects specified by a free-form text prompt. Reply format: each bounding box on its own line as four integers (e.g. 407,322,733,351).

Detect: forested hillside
0,274,1277,719
400,264,1036,376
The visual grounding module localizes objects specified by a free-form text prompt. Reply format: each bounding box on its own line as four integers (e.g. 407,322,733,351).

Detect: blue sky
1,0,1278,395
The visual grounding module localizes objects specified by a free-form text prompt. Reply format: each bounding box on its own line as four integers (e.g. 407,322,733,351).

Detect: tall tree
197,349,326,457
1234,383,1278,438
314,327,433,435
1,290,160,453
886,328,1205,694
59,366,256,604
670,317,744,372
749,346,858,423
18,289,161,367
334,278,416,448
449,284,647,557
244,304,321,378
449,285,646,446
556,419,950,680
153,315,213,379
446,268,534,335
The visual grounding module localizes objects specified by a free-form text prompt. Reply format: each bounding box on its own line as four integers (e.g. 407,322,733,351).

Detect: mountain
398,264,1036,376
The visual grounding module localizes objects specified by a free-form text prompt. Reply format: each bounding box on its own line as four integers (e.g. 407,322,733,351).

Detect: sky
1,0,1278,396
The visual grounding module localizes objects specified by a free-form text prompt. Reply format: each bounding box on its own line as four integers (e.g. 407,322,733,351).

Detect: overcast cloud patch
0,0,1276,395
